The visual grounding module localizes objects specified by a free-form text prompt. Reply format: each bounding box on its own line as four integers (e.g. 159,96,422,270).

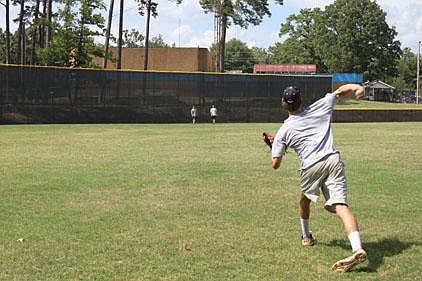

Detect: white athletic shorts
299,152,348,213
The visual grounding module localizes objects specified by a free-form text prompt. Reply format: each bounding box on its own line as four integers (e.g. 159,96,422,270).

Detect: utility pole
417,41,421,104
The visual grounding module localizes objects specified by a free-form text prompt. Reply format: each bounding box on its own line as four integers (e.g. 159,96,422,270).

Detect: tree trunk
219,14,227,73
143,0,151,71
30,0,41,65
5,0,11,64
17,0,26,64
103,0,115,68
117,0,124,69
77,20,84,68
40,0,46,48
45,0,52,47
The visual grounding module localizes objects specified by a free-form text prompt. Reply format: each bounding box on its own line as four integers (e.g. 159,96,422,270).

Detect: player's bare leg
299,194,315,246
335,204,358,234
332,204,367,272
299,193,311,219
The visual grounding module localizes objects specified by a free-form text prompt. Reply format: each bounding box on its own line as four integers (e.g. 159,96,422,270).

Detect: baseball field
0,123,421,281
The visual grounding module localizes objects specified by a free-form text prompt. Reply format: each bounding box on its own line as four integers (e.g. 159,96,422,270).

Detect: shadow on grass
323,238,420,272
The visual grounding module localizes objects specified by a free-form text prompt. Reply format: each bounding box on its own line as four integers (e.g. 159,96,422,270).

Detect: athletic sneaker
301,234,316,246
331,248,367,272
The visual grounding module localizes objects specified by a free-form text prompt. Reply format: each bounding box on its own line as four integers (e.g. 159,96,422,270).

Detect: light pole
417,41,421,104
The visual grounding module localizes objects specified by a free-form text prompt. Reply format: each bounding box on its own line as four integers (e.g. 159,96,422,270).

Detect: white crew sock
348,231,362,252
300,218,311,238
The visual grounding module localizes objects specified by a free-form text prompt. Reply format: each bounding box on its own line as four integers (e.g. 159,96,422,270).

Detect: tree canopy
273,0,402,80
199,0,283,72
210,38,256,73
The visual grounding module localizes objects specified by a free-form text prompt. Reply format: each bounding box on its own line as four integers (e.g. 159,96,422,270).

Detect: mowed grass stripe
0,123,421,281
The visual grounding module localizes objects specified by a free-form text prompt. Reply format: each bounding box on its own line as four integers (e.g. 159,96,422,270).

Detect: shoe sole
331,250,367,273
302,240,316,246
301,236,316,246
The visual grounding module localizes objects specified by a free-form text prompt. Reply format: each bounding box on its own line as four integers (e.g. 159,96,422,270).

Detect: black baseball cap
282,86,301,105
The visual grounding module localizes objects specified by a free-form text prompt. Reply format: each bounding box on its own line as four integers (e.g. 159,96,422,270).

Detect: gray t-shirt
272,93,338,170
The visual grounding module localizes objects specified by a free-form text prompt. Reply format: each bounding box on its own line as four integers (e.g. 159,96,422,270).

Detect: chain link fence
0,64,332,123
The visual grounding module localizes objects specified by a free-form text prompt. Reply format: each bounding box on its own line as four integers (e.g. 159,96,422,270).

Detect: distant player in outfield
210,105,217,124
190,105,198,124
270,84,367,273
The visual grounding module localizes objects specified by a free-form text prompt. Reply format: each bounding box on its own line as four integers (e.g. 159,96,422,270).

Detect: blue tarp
332,73,363,83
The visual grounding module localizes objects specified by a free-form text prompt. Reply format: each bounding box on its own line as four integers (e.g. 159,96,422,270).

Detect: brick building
93,47,216,72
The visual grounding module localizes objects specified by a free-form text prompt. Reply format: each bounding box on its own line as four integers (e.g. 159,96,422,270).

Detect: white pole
417,41,421,104
178,18,181,47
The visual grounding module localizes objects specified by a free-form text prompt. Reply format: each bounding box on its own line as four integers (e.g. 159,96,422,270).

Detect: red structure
253,64,317,74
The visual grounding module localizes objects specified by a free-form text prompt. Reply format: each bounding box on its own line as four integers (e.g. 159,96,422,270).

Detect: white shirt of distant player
210,107,217,117
191,108,198,117
272,93,338,170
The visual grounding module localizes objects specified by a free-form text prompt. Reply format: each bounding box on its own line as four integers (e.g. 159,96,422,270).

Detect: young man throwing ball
267,84,367,273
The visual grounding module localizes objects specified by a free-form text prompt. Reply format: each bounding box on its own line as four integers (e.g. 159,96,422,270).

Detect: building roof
363,80,395,89
253,64,316,73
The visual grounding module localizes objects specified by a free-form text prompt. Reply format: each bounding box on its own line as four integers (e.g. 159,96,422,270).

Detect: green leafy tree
250,46,270,65
388,48,418,99
113,31,168,48
122,29,144,48
0,28,5,62
3,0,33,65
14,0,27,64
199,0,283,72
1,27,19,64
210,39,257,72
0,0,11,63
270,8,326,71
148,34,170,48
273,0,401,79
37,0,106,67
319,0,401,80
3,0,62,65
223,38,256,72
37,0,77,66
399,48,418,89
28,0,41,65
75,0,106,66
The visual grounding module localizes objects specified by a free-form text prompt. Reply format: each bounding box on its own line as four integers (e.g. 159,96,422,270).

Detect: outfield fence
2,64,421,123
0,64,331,124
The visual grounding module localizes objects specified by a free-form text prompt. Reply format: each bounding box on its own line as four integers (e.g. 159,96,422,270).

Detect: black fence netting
0,64,332,123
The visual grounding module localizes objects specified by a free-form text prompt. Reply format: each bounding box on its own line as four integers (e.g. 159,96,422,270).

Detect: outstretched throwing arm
333,84,364,99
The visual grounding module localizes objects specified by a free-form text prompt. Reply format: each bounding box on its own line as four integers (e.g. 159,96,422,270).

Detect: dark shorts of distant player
192,116,198,121
211,116,216,120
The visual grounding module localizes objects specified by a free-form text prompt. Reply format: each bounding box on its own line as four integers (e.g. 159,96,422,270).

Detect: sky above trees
1,0,421,52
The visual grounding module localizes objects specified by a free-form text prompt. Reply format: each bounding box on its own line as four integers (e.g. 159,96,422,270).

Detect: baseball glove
262,132,274,149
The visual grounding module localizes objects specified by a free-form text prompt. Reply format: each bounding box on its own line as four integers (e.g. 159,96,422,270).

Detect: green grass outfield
0,123,421,281
335,99,422,109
